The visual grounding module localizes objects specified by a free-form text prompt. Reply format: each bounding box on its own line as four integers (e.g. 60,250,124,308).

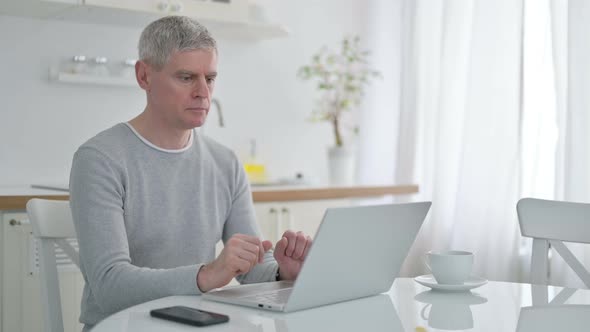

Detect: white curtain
515,0,590,288
361,0,525,281
548,0,590,288
360,0,590,286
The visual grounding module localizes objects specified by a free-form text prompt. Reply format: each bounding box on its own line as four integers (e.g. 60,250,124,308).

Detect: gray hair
138,16,217,69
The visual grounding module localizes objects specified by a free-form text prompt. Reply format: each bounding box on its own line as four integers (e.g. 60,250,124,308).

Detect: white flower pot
327,146,355,186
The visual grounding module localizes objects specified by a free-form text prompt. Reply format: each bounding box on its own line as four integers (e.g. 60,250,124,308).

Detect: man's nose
191,77,210,98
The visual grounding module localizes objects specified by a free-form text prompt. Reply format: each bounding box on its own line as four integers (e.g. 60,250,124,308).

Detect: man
69,15,312,329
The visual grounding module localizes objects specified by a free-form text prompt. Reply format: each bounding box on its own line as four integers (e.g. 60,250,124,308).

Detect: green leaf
297,34,382,126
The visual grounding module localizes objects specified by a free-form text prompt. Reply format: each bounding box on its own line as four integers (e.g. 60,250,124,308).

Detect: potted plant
298,35,381,185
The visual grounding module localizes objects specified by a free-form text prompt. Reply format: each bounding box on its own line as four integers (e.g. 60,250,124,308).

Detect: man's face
145,49,218,129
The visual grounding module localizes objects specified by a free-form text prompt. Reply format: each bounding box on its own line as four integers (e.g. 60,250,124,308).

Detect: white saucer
414,274,488,292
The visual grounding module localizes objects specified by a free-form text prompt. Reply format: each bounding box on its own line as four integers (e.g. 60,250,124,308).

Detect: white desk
92,278,590,332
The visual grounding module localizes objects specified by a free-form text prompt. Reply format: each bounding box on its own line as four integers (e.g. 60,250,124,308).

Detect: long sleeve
223,155,279,284
70,123,279,326
70,147,202,320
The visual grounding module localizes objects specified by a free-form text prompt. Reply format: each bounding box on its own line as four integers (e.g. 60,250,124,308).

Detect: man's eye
179,76,192,82
206,77,216,84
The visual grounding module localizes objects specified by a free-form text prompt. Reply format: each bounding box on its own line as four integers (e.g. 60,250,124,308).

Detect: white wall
0,0,370,186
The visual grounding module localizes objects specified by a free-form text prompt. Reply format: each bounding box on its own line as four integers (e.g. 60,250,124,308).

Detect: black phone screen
150,305,229,326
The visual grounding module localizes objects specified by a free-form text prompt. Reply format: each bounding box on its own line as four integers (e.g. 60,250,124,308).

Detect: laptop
203,202,431,312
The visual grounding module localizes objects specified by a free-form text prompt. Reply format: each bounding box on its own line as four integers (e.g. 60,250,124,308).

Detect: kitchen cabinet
83,0,181,15
8,0,248,21
1,212,84,332
83,0,249,23
0,0,289,40
0,0,76,19
254,199,353,243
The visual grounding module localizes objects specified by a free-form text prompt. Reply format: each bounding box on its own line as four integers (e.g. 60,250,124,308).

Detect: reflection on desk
93,278,590,332
516,284,590,332
517,305,590,332
101,295,400,332
414,290,487,330
267,294,400,331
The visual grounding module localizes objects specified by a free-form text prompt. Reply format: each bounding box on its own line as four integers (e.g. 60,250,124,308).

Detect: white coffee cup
426,250,473,285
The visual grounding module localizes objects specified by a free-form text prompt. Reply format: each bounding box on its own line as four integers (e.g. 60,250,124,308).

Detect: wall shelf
51,71,137,88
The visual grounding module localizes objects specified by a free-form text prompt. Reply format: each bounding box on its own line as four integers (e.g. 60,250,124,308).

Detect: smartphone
150,305,229,327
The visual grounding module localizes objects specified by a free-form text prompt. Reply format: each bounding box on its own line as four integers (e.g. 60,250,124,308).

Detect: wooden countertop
251,184,418,202
0,184,418,210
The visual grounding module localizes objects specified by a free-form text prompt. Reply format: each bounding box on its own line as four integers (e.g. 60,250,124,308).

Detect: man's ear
135,60,151,91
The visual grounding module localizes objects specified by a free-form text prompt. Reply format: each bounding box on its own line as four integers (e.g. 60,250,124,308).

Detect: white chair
26,198,80,332
517,198,590,289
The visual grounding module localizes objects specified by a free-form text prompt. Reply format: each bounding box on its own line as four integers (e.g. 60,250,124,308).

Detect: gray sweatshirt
69,123,278,327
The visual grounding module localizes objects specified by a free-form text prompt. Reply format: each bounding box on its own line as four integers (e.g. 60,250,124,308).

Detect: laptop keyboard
244,288,293,304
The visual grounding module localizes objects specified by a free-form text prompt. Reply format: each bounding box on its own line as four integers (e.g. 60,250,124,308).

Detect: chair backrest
517,198,590,288
26,198,79,332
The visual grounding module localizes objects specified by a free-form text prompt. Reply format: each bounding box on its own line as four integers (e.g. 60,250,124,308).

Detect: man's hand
274,230,312,281
197,234,272,292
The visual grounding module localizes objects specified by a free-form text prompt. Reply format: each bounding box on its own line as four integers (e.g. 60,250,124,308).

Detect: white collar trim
124,122,194,153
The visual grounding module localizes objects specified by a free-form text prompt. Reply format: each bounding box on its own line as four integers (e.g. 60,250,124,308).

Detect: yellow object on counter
243,139,268,184
244,162,267,184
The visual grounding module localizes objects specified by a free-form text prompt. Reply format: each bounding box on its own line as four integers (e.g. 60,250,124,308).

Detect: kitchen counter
251,184,418,202
0,186,69,210
0,184,418,210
